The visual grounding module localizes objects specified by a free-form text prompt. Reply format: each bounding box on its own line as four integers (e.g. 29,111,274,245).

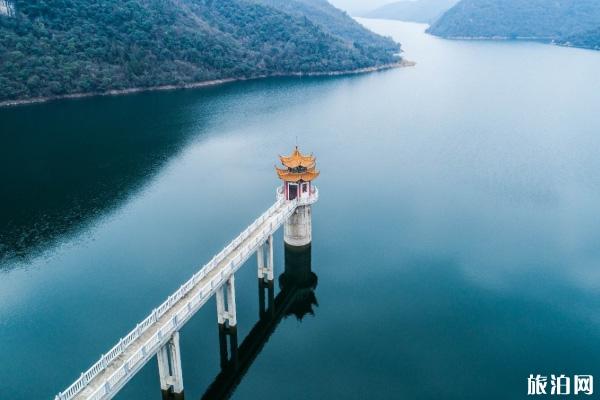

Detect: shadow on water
188,244,318,400
0,89,218,267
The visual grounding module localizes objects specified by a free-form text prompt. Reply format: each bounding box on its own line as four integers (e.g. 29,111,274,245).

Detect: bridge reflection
201,244,318,400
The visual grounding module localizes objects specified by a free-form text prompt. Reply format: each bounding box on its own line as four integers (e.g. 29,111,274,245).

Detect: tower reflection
200,244,318,400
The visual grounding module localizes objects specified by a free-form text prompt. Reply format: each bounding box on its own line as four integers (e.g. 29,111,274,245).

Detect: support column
216,275,237,329
225,276,237,328
169,332,184,394
284,205,312,248
257,235,275,283
157,344,170,391
157,332,184,399
216,284,226,325
257,244,265,280
267,234,274,281
216,275,238,369
258,235,275,318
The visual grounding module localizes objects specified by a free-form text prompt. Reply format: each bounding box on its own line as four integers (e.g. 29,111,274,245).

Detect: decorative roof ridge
276,146,319,182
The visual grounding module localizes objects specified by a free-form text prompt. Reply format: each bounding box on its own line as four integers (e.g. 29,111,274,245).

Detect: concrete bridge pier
284,205,312,248
257,235,275,318
216,276,237,330
157,332,184,400
257,235,274,283
215,275,238,367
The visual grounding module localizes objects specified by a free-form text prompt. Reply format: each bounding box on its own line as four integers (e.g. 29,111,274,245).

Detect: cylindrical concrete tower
275,147,319,248
284,205,312,247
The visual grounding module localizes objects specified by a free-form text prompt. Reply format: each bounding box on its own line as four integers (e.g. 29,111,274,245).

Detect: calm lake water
2,19,600,400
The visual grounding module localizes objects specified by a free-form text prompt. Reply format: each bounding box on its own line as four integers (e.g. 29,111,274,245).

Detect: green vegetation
363,0,459,24
560,28,600,50
0,0,400,102
428,0,600,49
258,0,399,53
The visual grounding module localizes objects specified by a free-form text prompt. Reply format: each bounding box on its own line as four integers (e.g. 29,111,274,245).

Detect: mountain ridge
0,0,401,103
363,0,459,24
427,0,600,51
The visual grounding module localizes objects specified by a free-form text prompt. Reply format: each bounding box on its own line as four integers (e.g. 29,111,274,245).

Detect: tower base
284,205,312,248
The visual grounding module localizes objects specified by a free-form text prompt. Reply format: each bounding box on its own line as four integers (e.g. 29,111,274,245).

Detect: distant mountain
363,0,459,24
428,0,600,42
0,0,401,103
257,0,400,55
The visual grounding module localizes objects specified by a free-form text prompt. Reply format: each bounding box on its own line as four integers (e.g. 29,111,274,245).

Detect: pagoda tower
276,147,319,248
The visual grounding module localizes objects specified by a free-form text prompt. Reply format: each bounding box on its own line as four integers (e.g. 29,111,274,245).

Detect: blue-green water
2,20,600,399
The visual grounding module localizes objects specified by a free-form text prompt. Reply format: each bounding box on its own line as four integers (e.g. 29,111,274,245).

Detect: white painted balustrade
55,197,299,400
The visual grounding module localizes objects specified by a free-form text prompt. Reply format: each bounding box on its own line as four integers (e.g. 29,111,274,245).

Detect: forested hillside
428,0,600,45
0,0,401,103
258,0,399,54
560,28,600,51
363,0,459,24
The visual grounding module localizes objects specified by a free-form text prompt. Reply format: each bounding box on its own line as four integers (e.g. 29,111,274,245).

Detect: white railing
55,198,299,400
297,187,319,206
276,185,319,206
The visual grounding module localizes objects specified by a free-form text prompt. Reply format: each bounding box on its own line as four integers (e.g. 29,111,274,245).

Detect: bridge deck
60,198,298,400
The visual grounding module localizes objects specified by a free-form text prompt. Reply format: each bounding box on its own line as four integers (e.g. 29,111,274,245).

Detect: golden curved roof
280,146,315,169
276,146,319,182
276,167,320,182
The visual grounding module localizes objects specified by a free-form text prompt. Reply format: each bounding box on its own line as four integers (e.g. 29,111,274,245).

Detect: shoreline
429,33,600,52
0,60,415,109
432,35,555,41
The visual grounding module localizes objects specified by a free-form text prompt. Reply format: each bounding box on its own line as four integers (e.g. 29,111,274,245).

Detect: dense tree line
257,0,399,54
560,28,600,50
0,0,401,102
427,0,600,47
